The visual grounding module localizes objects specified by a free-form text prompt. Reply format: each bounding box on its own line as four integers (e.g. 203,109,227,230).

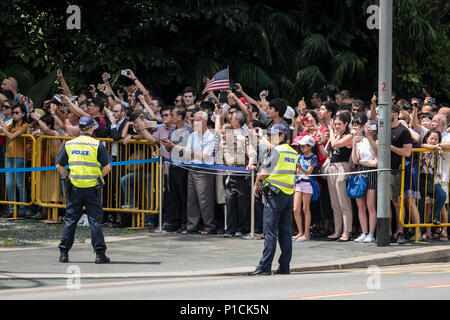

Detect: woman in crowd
350,113,378,243
321,112,353,241
419,129,448,241
30,111,62,219
0,103,29,217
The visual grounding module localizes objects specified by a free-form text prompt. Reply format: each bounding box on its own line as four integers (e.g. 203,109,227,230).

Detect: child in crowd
292,135,318,242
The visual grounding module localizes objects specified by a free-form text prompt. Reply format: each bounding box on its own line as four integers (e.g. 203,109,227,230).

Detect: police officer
56,116,112,264
249,123,298,275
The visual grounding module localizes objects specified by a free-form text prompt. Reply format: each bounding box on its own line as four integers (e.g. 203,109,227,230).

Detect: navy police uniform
57,116,112,263
249,124,298,275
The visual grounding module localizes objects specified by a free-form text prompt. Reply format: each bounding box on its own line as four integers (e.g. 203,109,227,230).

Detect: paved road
2,263,450,301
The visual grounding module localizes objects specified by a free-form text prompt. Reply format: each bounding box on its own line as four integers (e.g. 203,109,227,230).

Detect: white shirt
440,132,450,184
356,137,375,161
111,117,126,157
185,129,216,165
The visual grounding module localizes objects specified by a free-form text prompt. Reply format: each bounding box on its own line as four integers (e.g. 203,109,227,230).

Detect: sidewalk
1,230,450,280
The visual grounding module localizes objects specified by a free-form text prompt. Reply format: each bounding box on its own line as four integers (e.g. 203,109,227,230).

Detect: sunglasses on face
162,114,171,118
13,111,22,115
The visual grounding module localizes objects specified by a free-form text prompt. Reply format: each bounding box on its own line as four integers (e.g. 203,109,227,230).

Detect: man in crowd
182,87,196,109
263,98,291,144
183,111,216,235
1,77,31,113
137,105,175,227
310,91,327,110
104,103,128,227
390,105,413,244
161,106,192,232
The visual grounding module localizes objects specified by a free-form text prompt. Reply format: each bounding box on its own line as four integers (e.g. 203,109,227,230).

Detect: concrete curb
289,245,450,273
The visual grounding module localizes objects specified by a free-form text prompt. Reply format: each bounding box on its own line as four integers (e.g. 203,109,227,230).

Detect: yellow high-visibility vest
263,143,299,195
65,135,103,188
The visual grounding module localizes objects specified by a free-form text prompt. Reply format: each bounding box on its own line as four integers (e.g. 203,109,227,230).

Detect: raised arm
57,69,72,96
61,95,88,117
368,94,378,122
50,103,66,132
235,83,258,106
123,69,153,104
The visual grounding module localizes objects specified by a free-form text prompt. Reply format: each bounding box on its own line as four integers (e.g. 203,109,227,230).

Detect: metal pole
376,0,392,246
158,144,163,232
250,170,255,237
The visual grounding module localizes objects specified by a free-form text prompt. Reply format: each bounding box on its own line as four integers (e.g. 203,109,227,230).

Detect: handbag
345,166,367,198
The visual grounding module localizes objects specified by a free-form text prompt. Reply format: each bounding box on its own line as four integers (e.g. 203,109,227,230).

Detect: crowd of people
0,69,449,244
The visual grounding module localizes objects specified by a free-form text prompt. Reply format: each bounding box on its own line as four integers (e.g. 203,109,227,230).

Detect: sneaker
363,233,376,243
234,232,243,237
354,233,367,243
223,231,233,238
397,232,406,244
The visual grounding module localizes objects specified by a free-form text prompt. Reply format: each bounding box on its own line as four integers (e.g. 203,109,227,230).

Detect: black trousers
59,186,106,251
258,190,293,272
167,165,188,229
224,175,250,233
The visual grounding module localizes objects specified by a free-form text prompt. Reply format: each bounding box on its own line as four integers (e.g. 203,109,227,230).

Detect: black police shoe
59,249,69,263
248,268,272,276
95,250,111,264
274,269,290,275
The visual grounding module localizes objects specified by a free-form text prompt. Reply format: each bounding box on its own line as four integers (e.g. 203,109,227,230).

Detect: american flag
202,68,230,94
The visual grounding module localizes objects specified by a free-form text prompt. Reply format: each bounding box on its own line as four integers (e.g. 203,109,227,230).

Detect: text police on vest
70,150,91,156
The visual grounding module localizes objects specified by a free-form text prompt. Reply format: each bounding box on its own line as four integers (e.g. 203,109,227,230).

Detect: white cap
299,135,315,147
284,106,295,120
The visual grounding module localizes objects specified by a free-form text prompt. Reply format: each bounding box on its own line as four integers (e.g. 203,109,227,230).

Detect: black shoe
397,232,406,245
274,269,290,275
223,231,233,238
95,250,110,264
59,248,69,263
248,268,271,276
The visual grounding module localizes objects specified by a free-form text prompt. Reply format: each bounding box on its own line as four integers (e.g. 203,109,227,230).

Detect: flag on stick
202,68,230,94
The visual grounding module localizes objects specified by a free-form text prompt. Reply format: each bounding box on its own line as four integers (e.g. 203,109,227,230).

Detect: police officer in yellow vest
56,116,112,264
249,123,298,276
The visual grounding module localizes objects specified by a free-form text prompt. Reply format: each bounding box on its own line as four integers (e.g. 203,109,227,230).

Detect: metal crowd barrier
400,147,450,241
0,134,161,229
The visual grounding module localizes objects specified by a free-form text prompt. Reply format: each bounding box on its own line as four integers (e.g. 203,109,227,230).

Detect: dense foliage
0,0,448,106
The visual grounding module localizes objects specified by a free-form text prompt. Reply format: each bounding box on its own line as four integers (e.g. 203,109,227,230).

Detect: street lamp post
376,0,392,247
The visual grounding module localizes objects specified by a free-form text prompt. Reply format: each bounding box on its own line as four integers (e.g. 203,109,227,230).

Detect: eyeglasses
162,114,171,118
13,112,22,115
2,105,11,109
174,100,181,103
